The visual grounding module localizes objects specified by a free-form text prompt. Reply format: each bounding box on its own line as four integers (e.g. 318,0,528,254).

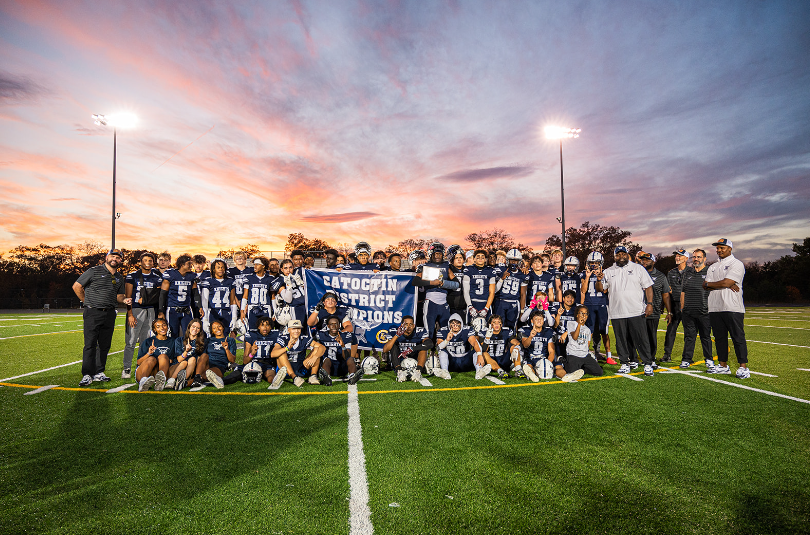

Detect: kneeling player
316,316,362,386
435,314,485,379
481,314,520,380
556,306,604,381
383,315,434,383
518,310,557,382
271,320,325,387
169,319,206,390
135,318,176,391
195,320,237,389
242,317,286,389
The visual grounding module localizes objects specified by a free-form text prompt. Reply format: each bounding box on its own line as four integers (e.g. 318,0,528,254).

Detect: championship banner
304,269,417,350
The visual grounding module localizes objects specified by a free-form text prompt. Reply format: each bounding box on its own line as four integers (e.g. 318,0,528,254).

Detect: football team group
72,239,750,392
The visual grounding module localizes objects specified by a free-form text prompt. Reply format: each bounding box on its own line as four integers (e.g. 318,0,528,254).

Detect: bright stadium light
545,125,581,258
92,112,138,250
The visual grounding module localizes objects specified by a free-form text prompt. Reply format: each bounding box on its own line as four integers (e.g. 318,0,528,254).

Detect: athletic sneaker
736,367,750,379
308,375,320,385
410,369,422,383
79,375,93,387
293,376,305,387
317,368,333,386
714,365,731,375
165,378,176,389
644,364,654,377
138,376,155,392
433,368,451,380
121,368,131,379
561,369,585,382
270,367,287,389
396,370,407,383
190,374,203,388
606,357,618,365
175,369,187,390
651,361,659,370
617,364,631,374
206,369,225,389
347,369,364,385
661,355,672,363
154,370,167,391
475,364,492,380
497,368,509,380
628,361,639,370
523,363,539,383
93,372,111,382
680,361,692,369
513,366,525,379
705,359,716,372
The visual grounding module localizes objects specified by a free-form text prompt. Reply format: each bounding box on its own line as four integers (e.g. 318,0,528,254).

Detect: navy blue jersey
125,269,162,309
463,265,498,303
417,262,452,304
580,272,608,306
275,332,314,364
518,325,556,359
272,274,305,307
245,330,279,360
309,305,351,331
206,336,236,366
228,265,254,294
243,273,274,306
437,326,476,357
482,327,514,359
174,335,206,359
553,304,577,335
523,271,556,299
195,270,211,284
202,277,236,309
386,326,429,352
497,266,529,303
316,330,356,360
162,269,197,307
138,336,176,359
556,271,581,300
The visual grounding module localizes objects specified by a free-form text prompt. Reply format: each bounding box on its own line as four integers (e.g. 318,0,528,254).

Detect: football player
192,254,211,284
174,319,206,390
580,251,614,363
227,251,254,297
494,248,528,331
240,257,274,332
412,243,459,339
268,258,281,277
555,256,582,305
387,252,403,272
158,254,200,338
156,252,172,276
324,249,340,269
435,314,485,379
518,309,557,383
344,242,379,271
373,250,389,271
195,320,237,389
201,258,238,335
135,317,176,392
549,248,564,275
273,258,308,322
290,249,305,270
271,319,326,387
123,252,161,379
553,290,579,358
336,254,346,268
481,314,521,380
304,254,315,269
383,315,434,382
307,290,352,332
446,245,467,319
521,255,556,310
316,316,362,386
556,306,604,380
463,249,498,326
243,317,284,388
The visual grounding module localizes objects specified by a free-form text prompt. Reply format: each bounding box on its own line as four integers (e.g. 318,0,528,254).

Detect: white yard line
347,384,374,535
106,383,137,393
749,371,778,377
418,378,433,387
746,324,810,331
616,373,644,381
797,368,810,372
656,329,810,349
0,349,123,382
663,369,810,405
23,385,59,395
485,376,506,385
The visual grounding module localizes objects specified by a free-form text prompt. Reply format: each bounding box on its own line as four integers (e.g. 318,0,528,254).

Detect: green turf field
1,308,809,534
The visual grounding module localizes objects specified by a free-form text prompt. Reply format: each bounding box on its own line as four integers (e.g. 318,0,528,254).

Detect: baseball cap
673,248,690,258
465,251,474,259
287,320,303,329
712,238,733,248
614,245,629,255
637,251,655,262
107,249,123,257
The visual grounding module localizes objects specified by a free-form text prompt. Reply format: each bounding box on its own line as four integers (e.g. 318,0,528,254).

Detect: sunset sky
1,1,808,262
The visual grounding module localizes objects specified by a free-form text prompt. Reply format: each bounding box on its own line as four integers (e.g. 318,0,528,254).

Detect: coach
72,249,132,386
595,246,656,376
703,238,750,378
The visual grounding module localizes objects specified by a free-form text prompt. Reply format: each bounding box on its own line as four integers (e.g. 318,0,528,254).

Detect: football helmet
446,244,465,261
424,353,440,376
586,251,604,271
408,250,426,262
506,248,522,261
242,361,263,384
536,359,555,380
275,305,293,327
355,241,372,255
361,356,379,375
427,242,445,259
234,318,249,338
564,256,580,274
401,357,418,377
471,316,488,335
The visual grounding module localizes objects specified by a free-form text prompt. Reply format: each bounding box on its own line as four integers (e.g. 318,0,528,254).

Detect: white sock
438,350,449,371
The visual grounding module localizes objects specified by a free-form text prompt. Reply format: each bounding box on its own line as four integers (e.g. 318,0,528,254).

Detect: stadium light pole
544,126,580,259
92,113,138,250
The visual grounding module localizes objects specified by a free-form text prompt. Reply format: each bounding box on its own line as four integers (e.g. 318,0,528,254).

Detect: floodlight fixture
545,125,581,258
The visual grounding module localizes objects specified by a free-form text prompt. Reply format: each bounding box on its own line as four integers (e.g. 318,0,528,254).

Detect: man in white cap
662,249,689,362
703,239,749,378
595,246,656,376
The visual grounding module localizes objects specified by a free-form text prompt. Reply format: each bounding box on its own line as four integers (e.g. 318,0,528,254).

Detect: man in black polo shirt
680,249,712,370
662,249,689,362
637,252,672,362
72,249,132,386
